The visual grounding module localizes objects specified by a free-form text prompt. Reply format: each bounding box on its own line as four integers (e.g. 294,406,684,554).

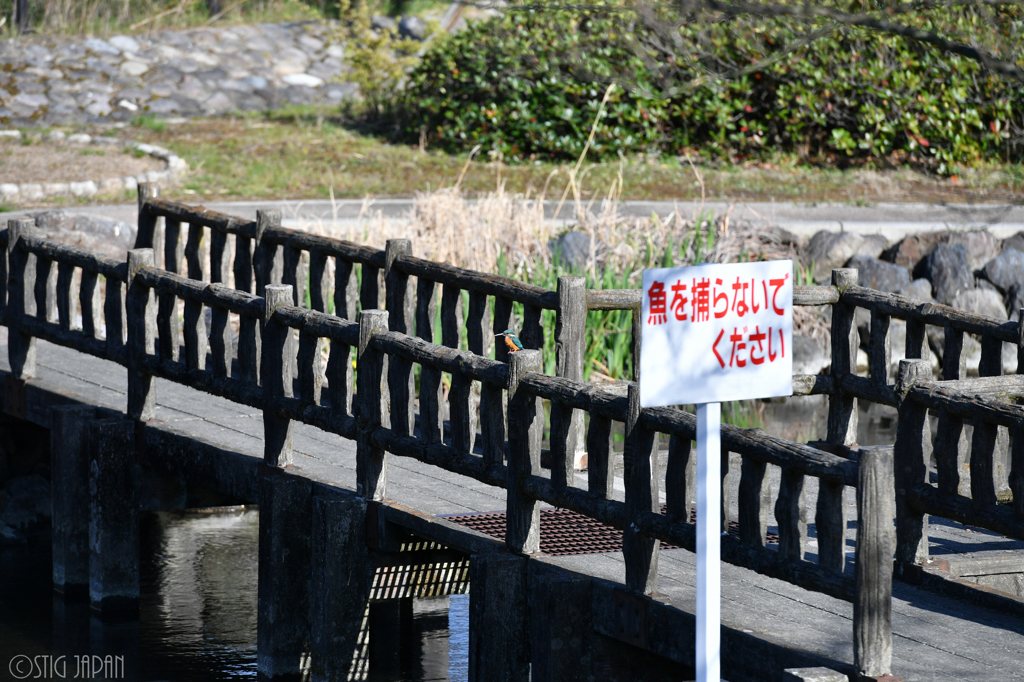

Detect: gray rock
947,229,1002,271
792,334,828,375
371,15,398,32
982,248,1024,293
1002,231,1024,254
147,98,182,113
1007,283,1024,322
882,231,947,269
12,92,49,108
548,231,593,271
804,231,864,283
84,38,120,55
84,100,113,117
844,255,910,293
108,35,142,53
297,34,325,52
950,288,1007,320
16,81,47,95
899,278,934,302
399,15,429,40
203,91,234,113
920,243,973,305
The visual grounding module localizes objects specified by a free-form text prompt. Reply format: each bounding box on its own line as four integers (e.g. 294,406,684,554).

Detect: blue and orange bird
496,329,524,354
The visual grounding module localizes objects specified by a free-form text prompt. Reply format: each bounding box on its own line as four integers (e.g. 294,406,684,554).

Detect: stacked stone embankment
803,227,1024,376
0,22,357,126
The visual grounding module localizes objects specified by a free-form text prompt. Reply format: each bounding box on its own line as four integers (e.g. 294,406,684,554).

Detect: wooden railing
2,221,899,677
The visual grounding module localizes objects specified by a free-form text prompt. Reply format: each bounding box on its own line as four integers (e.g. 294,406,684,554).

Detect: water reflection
1,508,467,682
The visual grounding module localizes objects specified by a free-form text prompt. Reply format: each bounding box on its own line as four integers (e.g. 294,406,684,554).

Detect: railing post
262,284,295,468
554,276,587,469
255,209,282,297
357,309,390,500
327,259,359,416
51,405,96,599
89,418,139,618
506,349,543,554
624,382,659,594
127,249,157,421
854,445,895,678
1014,313,1024,523
894,358,932,566
7,218,37,379
666,432,695,523
416,276,444,443
385,239,415,436
828,268,859,446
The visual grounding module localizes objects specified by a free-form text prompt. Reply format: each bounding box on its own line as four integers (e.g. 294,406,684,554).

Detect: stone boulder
857,234,889,259
950,288,1008,321
792,334,829,375
899,278,934,302
398,16,429,40
1007,283,1024,321
947,229,1002,271
882,231,947,269
982,248,1024,293
918,243,973,305
33,210,136,259
845,255,910,293
1002,231,1024,254
548,231,594,271
804,231,864,283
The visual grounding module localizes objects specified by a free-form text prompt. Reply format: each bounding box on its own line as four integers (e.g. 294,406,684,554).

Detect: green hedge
399,9,1024,171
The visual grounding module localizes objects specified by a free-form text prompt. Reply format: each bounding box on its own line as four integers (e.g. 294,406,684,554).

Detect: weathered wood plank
395,255,556,310
854,446,894,677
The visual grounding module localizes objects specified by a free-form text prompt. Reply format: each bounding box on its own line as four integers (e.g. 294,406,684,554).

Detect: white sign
639,260,793,407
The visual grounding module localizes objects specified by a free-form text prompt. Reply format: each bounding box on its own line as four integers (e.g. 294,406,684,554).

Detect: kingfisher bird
496,329,524,354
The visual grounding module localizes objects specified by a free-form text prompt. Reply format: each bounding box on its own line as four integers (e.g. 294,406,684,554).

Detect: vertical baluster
297,314,323,405
979,334,1011,499
815,479,846,571
283,245,306,307
234,233,255,294
553,277,586,472
549,400,574,488
506,350,542,554
666,432,695,523
135,183,160,258
385,240,415,437
1013,314,1024,522
328,259,358,415
894,359,932,565
255,209,283,297
828,268,859,445
969,416,999,509
739,457,770,547
209,227,232,378
868,308,890,385
360,264,380,311
586,415,614,499
357,309,389,500
854,445,895,677
417,277,443,443
936,324,967,497
126,249,156,420
631,305,642,382
35,255,57,323
79,270,101,340
262,284,295,467
7,219,37,379
0,225,8,310
905,316,927,360
238,312,261,385
492,296,514,363
442,285,471,451
624,383,659,594
308,250,330,313
520,304,543,350
721,449,731,534
158,217,183,362
104,274,125,352
56,262,78,331
479,294,509,464
183,223,208,371
775,467,806,561
467,291,491,452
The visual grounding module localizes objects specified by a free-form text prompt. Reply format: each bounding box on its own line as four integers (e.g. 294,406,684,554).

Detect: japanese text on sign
640,261,793,407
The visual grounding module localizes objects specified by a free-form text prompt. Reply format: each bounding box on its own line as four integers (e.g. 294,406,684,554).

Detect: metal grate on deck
443,505,780,556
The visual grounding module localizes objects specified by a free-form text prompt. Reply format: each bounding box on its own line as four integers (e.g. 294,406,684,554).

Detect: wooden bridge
2,185,1024,681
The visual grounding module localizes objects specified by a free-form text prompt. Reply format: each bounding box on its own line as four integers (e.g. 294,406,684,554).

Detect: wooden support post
310,495,371,682
854,445,895,678
775,467,807,561
127,249,157,421
624,383,659,594
385,239,415,437
554,276,586,469
828,268,859,446
357,309,389,500
666,432,695,523
7,219,37,379
529,568,592,682
739,456,770,547
255,209,282,297
507,349,543,554
183,222,208,371
89,418,139,618
51,405,96,600
416,276,444,443
327,259,358,415
469,553,529,682
586,415,615,499
257,471,313,679
262,284,295,467
158,217,183,362
894,359,932,566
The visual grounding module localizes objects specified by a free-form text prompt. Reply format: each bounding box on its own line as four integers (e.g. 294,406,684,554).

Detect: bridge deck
5,335,1024,682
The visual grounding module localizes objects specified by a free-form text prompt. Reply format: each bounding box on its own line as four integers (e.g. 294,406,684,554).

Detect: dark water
0,508,468,682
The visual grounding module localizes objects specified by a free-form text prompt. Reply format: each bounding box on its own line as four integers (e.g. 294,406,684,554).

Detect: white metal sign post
639,260,793,682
